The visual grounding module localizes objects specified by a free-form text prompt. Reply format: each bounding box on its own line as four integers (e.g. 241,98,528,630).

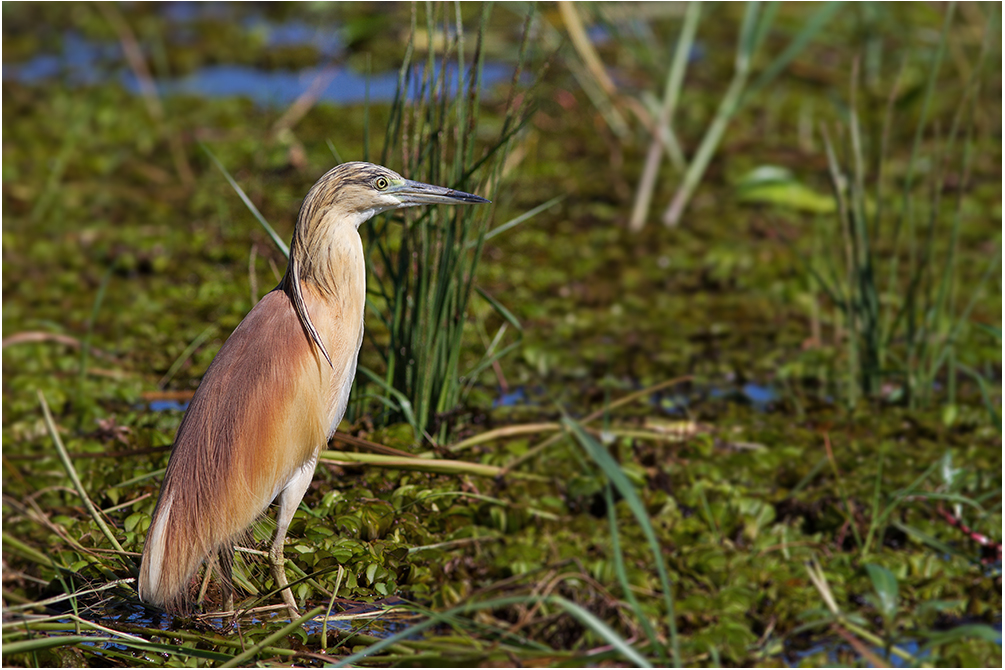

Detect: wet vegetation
2,2,1001,667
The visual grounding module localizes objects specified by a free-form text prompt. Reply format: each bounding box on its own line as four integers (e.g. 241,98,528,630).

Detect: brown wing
138,288,329,608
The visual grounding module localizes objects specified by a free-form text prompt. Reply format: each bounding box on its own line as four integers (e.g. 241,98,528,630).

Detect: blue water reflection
4,28,518,107
147,399,189,412
742,382,778,408
493,387,528,409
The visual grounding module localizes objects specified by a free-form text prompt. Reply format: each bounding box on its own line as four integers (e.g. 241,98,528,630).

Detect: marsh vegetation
2,2,1001,666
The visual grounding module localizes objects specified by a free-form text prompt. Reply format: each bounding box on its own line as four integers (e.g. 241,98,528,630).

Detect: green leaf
116,640,235,662
123,512,145,533
200,142,289,258
2,635,102,657
865,563,898,621
564,417,680,666
479,195,565,244
475,286,523,333
356,365,418,437
220,606,325,668
605,483,665,663
735,166,835,213
922,623,1001,650
916,599,964,618
958,362,1002,430
551,595,652,667
974,323,1001,341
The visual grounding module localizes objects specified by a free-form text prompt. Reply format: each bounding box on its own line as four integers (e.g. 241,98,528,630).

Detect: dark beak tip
452,192,489,204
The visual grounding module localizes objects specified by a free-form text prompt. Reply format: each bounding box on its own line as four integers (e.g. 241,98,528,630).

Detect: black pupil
377,178,386,189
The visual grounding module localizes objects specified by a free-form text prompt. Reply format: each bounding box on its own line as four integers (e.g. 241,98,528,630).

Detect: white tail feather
139,490,173,603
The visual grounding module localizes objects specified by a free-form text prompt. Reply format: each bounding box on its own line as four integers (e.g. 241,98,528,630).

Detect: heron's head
301,161,489,230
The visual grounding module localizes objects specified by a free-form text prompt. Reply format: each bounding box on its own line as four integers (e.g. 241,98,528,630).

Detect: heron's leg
217,543,235,614
271,458,316,620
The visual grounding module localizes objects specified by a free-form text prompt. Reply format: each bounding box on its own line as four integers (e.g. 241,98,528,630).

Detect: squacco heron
138,162,488,618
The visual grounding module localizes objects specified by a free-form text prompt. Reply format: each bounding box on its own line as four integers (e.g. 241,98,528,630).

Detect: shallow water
4,20,518,108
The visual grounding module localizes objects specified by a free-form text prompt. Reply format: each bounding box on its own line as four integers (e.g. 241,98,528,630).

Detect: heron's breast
301,265,366,439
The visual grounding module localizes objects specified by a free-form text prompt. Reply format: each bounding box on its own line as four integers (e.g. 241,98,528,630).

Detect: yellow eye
374,176,389,190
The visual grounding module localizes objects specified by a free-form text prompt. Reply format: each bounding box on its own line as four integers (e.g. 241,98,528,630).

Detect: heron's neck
279,220,366,368
290,222,365,300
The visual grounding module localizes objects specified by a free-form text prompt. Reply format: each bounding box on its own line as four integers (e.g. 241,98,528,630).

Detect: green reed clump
811,4,1001,410
355,3,537,443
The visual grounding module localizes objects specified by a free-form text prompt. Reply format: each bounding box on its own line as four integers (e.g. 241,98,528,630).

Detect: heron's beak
392,179,490,207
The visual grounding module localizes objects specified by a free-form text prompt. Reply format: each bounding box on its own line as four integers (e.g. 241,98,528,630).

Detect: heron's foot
269,545,302,622
283,594,300,622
